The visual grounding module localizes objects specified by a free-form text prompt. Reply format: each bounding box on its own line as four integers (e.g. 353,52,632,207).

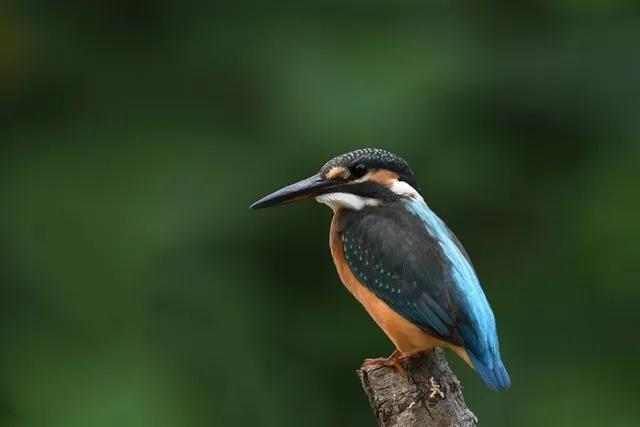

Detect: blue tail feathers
467,349,511,390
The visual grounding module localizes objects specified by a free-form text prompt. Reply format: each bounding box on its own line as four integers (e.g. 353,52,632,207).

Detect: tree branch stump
357,348,477,427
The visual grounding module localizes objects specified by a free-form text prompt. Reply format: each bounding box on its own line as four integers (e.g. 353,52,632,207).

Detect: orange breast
329,210,472,365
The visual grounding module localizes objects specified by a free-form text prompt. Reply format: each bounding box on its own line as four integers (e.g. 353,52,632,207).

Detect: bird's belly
329,216,438,354
329,212,472,366
352,284,442,354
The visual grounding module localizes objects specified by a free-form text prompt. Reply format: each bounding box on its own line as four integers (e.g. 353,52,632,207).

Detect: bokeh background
1,2,639,426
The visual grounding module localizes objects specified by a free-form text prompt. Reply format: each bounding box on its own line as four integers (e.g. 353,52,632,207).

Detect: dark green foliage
1,2,639,426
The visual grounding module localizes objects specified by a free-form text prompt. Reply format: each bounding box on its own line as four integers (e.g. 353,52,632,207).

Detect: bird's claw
362,350,408,378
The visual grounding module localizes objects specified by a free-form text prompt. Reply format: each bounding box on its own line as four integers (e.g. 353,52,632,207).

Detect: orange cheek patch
368,169,399,186
325,166,347,180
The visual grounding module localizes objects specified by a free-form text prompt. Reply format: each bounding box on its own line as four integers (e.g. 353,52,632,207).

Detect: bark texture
357,349,477,427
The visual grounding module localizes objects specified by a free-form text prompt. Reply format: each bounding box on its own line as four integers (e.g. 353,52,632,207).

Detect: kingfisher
251,148,511,390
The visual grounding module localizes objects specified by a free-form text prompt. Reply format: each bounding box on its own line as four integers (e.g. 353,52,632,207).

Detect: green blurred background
1,2,639,426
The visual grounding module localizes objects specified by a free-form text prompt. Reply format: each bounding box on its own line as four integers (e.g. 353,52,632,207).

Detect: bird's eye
349,163,368,179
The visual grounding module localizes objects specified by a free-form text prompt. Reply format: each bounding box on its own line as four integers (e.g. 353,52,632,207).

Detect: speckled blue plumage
340,198,511,390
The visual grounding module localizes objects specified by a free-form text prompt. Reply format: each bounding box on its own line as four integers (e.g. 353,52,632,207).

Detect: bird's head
250,148,422,211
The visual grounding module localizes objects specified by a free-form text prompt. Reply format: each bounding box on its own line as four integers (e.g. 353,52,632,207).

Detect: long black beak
250,173,342,209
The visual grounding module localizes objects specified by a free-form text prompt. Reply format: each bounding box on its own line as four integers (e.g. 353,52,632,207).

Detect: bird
250,148,511,390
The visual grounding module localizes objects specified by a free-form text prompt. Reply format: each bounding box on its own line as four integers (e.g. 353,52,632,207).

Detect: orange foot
362,349,409,378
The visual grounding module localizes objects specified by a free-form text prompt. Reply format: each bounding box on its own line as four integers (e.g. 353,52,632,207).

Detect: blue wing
340,198,510,389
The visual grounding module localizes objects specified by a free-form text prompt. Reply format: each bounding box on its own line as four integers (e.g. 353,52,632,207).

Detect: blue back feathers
341,198,510,390
404,199,510,390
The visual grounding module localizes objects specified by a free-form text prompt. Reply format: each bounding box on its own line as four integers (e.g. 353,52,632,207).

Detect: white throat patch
315,192,380,211
315,180,423,211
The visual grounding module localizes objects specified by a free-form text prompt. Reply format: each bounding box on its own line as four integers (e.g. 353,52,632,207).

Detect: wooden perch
357,348,477,427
